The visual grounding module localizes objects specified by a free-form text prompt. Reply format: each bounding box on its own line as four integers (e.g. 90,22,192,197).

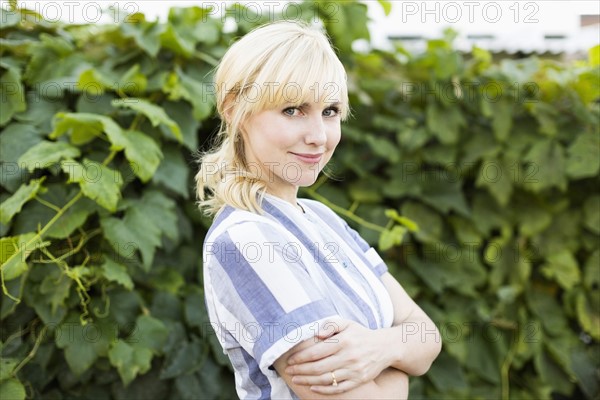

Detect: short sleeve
204,221,339,374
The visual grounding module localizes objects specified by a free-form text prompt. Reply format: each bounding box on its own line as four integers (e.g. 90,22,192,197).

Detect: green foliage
1,2,598,399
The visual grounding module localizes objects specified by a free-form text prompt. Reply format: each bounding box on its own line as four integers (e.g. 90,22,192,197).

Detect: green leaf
0,178,44,224
534,349,574,394
491,100,513,142
23,33,83,86
161,101,200,150
460,128,499,164
130,315,168,353
426,102,465,144
108,340,152,387
576,291,600,340
101,214,158,269
364,136,399,163
475,157,513,206
101,257,133,290
348,179,383,203
61,159,123,212
421,177,470,216
401,202,443,244
184,292,209,329
77,68,115,94
378,226,407,251
384,209,419,232
175,373,203,400
50,112,122,146
112,98,182,142
485,237,531,290
116,64,148,96
516,201,553,237
0,123,44,167
0,233,49,281
159,24,195,58
0,378,26,400
54,318,99,376
39,269,72,314
0,67,26,126
18,141,81,172
121,18,163,57
583,250,600,290
528,102,557,137
101,191,177,269
527,288,569,336
321,2,370,53
523,139,567,192
571,346,600,398
471,192,508,235
427,352,469,393
541,250,580,290
163,68,214,121
153,145,190,198
0,358,18,380
149,269,184,294
46,197,96,239
583,195,600,235
565,130,600,179
14,93,66,131
115,130,163,182
588,44,599,66
532,209,581,257
55,313,118,370
160,337,205,379
377,0,392,16
465,329,503,384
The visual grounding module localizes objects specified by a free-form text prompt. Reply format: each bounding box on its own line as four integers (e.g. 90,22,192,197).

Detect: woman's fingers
291,369,345,386
287,340,340,366
290,370,360,394
309,377,360,395
286,353,340,376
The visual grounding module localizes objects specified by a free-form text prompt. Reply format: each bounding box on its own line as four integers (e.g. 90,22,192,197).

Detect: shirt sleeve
204,220,340,374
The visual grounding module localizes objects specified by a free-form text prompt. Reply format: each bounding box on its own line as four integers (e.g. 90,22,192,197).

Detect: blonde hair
195,20,350,216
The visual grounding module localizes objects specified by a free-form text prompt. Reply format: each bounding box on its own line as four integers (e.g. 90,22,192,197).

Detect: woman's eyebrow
302,102,342,108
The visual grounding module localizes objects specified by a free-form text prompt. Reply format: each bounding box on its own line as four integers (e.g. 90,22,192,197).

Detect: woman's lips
290,152,323,163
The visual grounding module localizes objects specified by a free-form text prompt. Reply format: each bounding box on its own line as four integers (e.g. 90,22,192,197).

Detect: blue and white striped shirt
203,193,394,399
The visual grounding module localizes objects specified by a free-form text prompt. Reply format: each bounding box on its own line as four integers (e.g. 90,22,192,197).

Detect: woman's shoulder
204,204,287,244
299,198,345,226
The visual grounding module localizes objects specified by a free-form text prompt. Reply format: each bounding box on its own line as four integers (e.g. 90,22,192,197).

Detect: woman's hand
283,319,393,394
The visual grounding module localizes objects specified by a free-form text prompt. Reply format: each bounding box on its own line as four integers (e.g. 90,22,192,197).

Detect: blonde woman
197,20,441,399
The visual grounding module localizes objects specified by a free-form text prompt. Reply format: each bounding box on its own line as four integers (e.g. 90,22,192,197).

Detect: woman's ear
222,100,234,126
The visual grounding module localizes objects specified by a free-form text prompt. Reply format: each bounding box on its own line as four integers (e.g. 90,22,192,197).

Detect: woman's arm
274,338,408,399
284,272,441,392
377,272,442,375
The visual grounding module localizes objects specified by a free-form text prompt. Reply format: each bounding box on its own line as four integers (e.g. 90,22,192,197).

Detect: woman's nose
305,115,327,146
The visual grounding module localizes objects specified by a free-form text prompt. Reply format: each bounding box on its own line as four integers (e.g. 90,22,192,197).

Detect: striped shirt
202,193,395,399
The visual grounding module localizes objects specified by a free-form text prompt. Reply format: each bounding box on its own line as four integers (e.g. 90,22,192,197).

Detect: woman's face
240,98,342,200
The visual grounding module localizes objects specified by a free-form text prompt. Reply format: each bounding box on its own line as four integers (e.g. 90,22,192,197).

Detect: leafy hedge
1,1,598,399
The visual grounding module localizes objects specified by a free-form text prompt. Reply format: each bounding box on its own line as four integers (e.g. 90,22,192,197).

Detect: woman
196,20,441,399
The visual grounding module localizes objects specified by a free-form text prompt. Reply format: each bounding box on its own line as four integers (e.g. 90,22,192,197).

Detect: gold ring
330,371,338,386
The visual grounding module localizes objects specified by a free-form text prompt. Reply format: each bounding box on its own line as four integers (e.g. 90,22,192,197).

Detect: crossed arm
273,272,442,399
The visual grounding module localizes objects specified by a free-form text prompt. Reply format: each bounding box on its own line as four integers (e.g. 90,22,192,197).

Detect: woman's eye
323,107,340,117
283,107,300,116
